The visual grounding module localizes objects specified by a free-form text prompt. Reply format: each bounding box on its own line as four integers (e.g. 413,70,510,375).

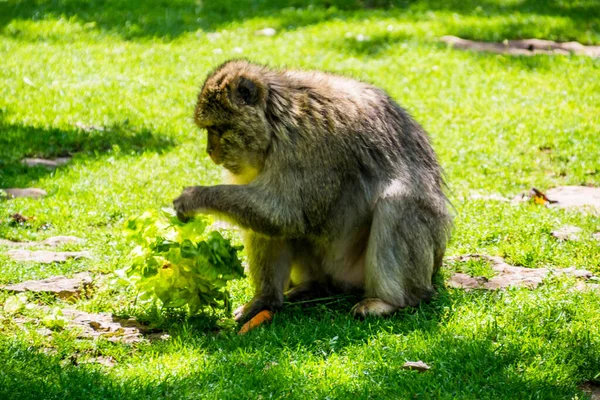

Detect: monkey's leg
352,197,440,318
234,233,293,323
284,245,330,303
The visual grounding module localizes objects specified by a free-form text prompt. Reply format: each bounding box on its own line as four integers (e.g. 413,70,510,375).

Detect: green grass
1,0,599,398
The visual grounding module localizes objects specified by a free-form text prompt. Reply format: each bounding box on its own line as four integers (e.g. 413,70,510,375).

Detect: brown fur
174,60,452,322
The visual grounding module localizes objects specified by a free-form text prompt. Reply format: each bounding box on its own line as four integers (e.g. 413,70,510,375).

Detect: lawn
0,0,599,398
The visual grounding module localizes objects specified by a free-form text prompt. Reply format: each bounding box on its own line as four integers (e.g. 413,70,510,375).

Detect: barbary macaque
174,60,452,322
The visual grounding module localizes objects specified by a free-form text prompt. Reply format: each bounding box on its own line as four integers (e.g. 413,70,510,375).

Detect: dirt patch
441,36,600,57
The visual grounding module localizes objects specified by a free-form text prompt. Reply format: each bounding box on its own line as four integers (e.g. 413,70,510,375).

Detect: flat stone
551,225,583,241
10,307,162,344
57,308,157,343
545,186,600,214
1,272,92,300
6,250,90,263
593,232,600,242
447,273,489,290
22,157,71,169
0,239,26,247
0,236,84,248
441,36,600,57
446,254,595,291
3,188,47,199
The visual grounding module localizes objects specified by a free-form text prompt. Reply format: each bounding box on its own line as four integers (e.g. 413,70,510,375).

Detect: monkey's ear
235,77,259,106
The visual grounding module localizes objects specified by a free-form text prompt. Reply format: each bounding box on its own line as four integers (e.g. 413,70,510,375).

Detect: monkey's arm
173,184,306,237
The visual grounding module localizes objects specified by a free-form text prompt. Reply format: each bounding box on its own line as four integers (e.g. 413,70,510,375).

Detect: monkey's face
194,61,271,176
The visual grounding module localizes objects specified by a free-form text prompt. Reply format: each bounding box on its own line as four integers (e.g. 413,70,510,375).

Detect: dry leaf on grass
402,361,431,372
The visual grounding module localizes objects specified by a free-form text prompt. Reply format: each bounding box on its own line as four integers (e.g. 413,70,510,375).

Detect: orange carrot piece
237,310,274,335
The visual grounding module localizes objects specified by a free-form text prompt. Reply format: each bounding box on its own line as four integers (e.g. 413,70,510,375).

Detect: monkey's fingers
237,310,274,335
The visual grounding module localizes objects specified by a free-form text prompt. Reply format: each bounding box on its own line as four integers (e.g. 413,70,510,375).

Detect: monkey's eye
207,124,233,137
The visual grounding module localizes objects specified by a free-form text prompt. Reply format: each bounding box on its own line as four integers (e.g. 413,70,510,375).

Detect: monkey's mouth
207,135,223,165
208,150,223,165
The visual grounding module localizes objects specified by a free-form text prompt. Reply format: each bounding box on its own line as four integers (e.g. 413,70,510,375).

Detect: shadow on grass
0,117,176,188
0,287,595,399
0,0,598,41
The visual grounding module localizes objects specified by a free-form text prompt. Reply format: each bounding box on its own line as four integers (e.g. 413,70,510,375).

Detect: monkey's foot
351,298,399,318
234,296,282,324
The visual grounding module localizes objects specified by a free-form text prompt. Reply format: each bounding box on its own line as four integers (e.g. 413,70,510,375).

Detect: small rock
593,232,600,242
3,188,47,199
22,157,71,169
254,28,276,37
232,47,243,54
402,361,431,372
213,48,223,54
551,225,583,241
6,250,90,263
1,272,93,300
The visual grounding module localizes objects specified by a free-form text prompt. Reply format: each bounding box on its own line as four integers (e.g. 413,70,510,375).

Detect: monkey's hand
233,296,283,324
173,186,206,222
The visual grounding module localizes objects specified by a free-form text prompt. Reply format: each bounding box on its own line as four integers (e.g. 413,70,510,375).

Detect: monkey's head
194,60,271,176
